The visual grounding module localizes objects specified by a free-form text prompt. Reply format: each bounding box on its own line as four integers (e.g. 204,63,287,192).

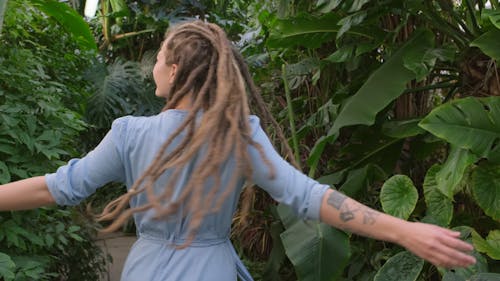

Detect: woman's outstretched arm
320,189,476,269
0,176,55,211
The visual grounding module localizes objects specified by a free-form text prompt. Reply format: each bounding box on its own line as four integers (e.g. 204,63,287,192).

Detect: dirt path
95,234,137,281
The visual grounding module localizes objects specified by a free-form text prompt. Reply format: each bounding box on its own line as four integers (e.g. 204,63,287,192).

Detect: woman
0,21,475,280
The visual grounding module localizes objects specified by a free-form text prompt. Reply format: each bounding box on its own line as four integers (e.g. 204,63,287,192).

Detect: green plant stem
437,0,475,39
403,81,457,94
423,3,468,48
0,0,8,35
101,0,111,50
476,0,485,10
443,85,459,103
282,64,302,169
491,0,500,9
112,29,156,41
464,0,481,35
450,11,475,39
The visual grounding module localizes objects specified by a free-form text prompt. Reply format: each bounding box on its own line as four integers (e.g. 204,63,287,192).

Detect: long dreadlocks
96,21,296,247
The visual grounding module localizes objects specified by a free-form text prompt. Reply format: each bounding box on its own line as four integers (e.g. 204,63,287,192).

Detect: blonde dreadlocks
97,21,296,247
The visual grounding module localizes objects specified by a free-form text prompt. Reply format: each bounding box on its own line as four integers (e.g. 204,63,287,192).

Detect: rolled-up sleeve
248,119,329,221
45,117,129,206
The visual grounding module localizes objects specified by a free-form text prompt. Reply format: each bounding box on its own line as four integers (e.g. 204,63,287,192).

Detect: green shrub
0,1,106,280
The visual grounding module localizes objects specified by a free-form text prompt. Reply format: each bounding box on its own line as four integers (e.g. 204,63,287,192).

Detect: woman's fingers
438,235,476,266
403,223,477,269
439,232,474,252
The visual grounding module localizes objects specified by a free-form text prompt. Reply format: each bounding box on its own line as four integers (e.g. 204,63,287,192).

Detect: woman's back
46,109,329,280
122,110,246,243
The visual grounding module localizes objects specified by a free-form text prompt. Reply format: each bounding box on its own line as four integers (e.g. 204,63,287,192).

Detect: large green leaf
329,29,434,135
339,164,386,198
267,13,338,48
435,146,477,199
423,164,453,227
277,205,350,281
380,175,418,220
470,29,500,61
338,127,405,173
29,0,97,51
481,9,500,30
471,163,500,220
267,12,380,49
373,251,424,281
419,97,500,160
472,230,500,260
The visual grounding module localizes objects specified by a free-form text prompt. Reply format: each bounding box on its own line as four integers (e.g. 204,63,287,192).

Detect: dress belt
137,233,254,281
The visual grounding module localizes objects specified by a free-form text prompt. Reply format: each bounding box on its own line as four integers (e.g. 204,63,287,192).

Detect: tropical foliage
233,0,500,280
0,1,106,280
0,0,499,280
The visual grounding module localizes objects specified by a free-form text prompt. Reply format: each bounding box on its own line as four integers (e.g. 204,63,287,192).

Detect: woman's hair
96,21,296,247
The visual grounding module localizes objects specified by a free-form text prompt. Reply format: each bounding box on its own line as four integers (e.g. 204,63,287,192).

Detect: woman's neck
173,95,192,110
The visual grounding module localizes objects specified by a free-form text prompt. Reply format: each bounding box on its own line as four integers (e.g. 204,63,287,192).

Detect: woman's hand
398,222,476,269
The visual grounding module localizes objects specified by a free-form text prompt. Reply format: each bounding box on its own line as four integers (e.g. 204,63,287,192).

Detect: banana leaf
330,29,434,134
308,29,434,168
277,205,350,281
470,29,500,62
29,0,97,51
267,12,382,49
418,97,500,161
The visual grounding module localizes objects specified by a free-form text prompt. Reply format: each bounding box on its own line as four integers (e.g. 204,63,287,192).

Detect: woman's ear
169,64,178,83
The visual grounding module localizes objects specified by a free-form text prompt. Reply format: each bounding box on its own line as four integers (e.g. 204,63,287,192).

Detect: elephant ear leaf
471,163,500,221
472,230,500,260
435,146,477,199
380,175,418,220
423,164,453,226
374,251,424,281
419,97,500,161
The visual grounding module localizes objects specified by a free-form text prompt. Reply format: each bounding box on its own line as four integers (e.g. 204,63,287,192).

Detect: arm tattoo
327,191,347,210
327,191,358,222
362,209,380,225
327,191,380,224
339,204,359,222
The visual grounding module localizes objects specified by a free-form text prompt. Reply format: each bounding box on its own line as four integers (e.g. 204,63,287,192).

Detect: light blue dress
45,110,329,281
